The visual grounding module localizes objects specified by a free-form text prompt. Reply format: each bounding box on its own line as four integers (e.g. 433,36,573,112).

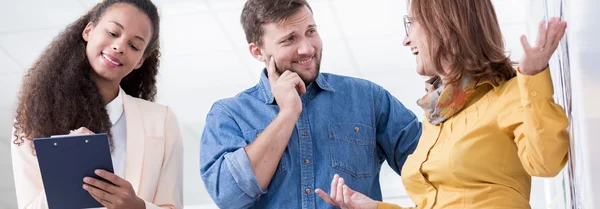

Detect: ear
82,22,94,41
249,43,266,62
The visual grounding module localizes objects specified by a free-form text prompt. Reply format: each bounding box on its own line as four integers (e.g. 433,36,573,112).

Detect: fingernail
83,177,90,182
83,184,88,189
95,170,101,175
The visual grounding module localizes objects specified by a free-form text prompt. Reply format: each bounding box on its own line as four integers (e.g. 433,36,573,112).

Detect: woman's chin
416,68,427,76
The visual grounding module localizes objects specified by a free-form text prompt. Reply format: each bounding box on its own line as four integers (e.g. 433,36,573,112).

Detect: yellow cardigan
379,69,569,209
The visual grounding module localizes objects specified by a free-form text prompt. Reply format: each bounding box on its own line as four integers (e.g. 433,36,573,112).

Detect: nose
403,35,411,47
111,39,126,54
297,39,315,55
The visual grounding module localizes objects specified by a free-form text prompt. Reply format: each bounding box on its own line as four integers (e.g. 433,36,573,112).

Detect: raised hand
519,17,567,75
315,174,377,209
267,56,306,117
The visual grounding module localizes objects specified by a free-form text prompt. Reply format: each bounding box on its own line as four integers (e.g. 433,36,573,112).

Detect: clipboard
34,133,114,209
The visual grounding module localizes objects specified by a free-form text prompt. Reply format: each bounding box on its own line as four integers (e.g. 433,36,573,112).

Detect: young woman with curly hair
11,0,183,208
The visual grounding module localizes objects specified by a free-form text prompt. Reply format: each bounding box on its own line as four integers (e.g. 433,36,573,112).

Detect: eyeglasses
403,15,412,37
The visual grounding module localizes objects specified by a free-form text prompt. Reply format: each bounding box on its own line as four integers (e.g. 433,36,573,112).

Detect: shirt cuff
143,200,158,209
224,148,266,199
517,66,554,101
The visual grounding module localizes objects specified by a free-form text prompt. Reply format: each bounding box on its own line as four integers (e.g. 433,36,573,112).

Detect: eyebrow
278,31,296,43
277,24,318,43
109,21,146,43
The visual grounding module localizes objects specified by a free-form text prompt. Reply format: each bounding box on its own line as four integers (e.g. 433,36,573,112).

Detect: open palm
315,174,377,209
342,189,378,209
519,17,567,75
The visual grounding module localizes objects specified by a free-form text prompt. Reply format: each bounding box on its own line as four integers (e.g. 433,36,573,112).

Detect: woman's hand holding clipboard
68,127,145,209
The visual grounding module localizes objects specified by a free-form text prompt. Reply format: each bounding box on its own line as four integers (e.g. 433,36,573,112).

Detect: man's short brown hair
241,0,312,46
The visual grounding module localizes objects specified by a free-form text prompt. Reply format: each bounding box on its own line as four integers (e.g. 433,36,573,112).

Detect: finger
68,130,83,135
535,20,547,48
83,177,118,194
279,70,293,80
95,169,127,187
343,185,355,207
286,73,307,94
315,189,339,206
520,35,532,53
296,79,307,94
83,184,116,204
69,127,95,135
330,174,339,200
283,72,300,83
90,193,113,207
77,127,94,134
336,178,346,208
267,56,279,82
544,17,560,50
549,21,567,51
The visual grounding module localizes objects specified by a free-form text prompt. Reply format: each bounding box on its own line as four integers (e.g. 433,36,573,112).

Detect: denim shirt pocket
242,129,290,179
328,123,376,178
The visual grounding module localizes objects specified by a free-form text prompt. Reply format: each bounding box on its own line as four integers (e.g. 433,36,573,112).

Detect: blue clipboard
34,133,114,209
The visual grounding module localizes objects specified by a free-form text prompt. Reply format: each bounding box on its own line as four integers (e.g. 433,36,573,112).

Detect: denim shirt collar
259,68,335,104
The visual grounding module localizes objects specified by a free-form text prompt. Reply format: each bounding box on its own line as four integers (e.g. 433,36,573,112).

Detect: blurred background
0,0,597,208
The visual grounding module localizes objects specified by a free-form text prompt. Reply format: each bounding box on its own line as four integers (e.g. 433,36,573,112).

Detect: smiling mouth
411,47,419,55
101,53,123,66
294,56,314,66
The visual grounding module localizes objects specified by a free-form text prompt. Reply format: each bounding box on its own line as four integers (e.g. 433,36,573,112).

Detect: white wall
564,0,600,207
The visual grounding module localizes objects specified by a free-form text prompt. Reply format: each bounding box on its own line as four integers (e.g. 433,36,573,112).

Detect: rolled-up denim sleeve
375,87,422,175
200,102,266,209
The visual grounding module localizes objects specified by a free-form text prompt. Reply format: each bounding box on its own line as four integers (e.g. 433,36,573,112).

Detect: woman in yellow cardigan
315,0,569,208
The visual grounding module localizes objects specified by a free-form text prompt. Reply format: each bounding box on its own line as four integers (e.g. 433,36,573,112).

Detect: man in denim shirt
200,0,422,208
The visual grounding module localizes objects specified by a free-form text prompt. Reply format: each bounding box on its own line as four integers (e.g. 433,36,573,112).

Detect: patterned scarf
417,76,478,125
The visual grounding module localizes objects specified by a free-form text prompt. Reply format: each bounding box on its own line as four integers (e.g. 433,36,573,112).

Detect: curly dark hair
13,0,161,152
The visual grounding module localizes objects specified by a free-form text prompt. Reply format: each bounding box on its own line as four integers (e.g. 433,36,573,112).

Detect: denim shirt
200,70,422,209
